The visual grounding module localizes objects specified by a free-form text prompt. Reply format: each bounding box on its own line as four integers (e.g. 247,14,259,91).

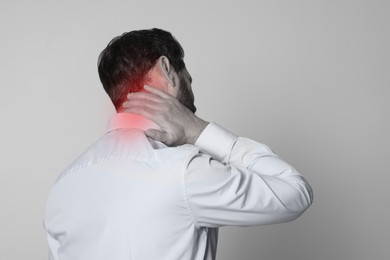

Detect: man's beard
177,85,197,113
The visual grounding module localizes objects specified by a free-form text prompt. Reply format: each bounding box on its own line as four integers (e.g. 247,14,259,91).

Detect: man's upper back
44,113,217,260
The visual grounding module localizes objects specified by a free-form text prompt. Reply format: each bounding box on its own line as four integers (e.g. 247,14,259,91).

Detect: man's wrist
188,118,209,145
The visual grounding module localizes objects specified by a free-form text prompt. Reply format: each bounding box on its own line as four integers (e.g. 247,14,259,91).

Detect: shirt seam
226,137,239,164
180,148,202,229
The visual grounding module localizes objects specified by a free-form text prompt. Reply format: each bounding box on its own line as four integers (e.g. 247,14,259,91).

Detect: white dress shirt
44,113,313,260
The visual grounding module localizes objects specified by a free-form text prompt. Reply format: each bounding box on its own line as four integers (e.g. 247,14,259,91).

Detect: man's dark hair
98,28,185,110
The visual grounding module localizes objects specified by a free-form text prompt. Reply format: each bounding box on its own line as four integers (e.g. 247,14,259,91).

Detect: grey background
0,0,389,259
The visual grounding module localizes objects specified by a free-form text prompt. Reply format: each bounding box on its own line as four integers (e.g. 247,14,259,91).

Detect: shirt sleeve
183,122,313,228
44,222,59,260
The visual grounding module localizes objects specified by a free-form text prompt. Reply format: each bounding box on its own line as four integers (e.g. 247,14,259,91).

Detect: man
44,28,313,260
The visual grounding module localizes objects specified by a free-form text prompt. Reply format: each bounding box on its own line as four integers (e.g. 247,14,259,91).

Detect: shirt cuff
195,122,238,163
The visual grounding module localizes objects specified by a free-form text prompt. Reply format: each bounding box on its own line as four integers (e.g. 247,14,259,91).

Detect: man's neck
106,113,162,133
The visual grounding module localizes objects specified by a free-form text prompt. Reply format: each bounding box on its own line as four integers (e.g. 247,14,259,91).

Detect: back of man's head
98,28,185,111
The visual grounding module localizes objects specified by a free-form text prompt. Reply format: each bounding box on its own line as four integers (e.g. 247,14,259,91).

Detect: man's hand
123,85,209,146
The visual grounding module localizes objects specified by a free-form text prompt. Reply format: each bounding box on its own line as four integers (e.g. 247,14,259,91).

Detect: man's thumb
145,129,170,144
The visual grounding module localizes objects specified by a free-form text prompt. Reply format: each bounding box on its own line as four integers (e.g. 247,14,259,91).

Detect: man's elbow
282,181,314,222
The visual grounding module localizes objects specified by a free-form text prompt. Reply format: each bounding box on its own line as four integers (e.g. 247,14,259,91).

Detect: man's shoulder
54,130,200,182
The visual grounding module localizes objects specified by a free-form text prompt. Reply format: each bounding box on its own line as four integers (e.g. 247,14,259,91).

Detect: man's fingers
145,129,172,144
123,97,160,110
143,85,172,99
125,106,156,121
127,91,162,102
126,85,170,100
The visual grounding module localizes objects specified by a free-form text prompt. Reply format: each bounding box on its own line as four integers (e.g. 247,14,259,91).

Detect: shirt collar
106,113,162,133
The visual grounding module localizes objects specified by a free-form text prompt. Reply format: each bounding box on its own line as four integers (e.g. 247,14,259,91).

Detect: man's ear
158,56,176,87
